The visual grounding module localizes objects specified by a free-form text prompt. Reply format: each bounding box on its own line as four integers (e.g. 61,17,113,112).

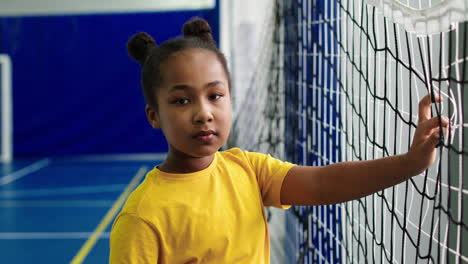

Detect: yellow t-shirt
109,148,295,264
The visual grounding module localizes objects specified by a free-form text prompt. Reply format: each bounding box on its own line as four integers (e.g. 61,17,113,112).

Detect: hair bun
183,17,216,46
127,32,157,66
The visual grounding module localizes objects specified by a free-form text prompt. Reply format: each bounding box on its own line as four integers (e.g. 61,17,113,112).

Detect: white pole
0,54,12,162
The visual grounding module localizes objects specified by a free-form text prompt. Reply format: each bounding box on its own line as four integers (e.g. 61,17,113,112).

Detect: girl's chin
188,147,221,158
169,145,222,158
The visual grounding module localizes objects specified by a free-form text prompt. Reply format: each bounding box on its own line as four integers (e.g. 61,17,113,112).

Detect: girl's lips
193,130,216,144
193,130,216,137
196,133,215,143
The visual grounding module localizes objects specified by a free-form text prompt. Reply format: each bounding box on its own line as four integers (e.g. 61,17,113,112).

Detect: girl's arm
280,94,449,206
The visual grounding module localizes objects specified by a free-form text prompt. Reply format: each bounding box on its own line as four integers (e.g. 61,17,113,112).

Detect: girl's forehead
161,49,228,84
166,48,217,65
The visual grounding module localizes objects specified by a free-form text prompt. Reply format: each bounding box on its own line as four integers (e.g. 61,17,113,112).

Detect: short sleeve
110,213,159,264
244,151,296,209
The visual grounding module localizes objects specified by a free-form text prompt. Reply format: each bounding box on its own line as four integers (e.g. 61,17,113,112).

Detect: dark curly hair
127,17,231,110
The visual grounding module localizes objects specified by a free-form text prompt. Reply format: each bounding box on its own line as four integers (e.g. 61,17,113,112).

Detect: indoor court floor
0,155,162,263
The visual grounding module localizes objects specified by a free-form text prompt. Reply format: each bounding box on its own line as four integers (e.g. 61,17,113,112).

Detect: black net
282,0,468,263
229,0,467,263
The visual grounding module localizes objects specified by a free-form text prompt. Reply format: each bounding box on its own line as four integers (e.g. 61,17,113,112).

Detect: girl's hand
406,94,449,175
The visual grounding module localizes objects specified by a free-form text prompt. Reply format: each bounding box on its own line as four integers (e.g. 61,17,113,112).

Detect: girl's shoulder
219,147,271,160
220,147,243,155
218,148,294,171
217,147,252,166
220,147,265,156
218,147,255,161
117,174,154,216
218,147,279,167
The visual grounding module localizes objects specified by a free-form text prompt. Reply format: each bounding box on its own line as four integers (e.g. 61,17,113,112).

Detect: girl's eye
209,94,222,100
173,98,190,105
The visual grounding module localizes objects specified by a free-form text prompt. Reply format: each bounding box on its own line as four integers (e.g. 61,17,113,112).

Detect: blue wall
0,8,219,157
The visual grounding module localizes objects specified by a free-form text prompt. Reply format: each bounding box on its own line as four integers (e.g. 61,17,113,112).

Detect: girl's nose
193,102,214,124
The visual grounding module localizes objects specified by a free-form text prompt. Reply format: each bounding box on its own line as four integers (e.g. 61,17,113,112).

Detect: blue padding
0,7,219,157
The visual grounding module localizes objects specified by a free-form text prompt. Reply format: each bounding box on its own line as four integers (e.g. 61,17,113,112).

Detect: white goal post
0,54,12,162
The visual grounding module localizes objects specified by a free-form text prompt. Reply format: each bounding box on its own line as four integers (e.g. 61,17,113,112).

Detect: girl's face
146,48,232,158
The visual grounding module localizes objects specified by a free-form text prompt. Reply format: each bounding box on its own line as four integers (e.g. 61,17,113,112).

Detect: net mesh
228,0,286,159
229,0,467,263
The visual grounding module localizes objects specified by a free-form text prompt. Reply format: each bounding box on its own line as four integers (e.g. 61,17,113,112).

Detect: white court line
0,158,51,185
0,200,115,207
0,232,110,240
59,153,167,162
0,184,127,199
70,166,148,263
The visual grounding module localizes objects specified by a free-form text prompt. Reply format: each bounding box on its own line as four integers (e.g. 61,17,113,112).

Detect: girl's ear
145,104,161,129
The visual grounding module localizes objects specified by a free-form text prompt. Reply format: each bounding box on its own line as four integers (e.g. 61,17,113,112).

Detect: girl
109,18,448,263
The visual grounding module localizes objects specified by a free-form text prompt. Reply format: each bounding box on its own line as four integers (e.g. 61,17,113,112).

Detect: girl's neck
158,151,215,174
